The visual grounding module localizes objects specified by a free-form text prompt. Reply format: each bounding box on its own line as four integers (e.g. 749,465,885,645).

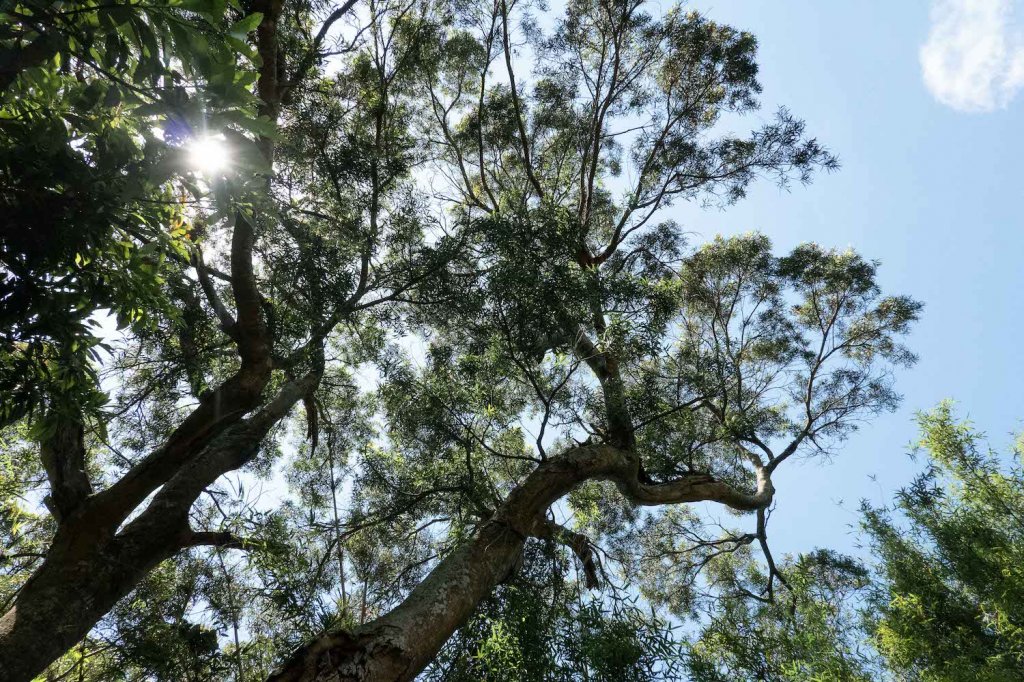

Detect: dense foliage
0,1,965,681
864,404,1024,680
0,0,264,427
685,548,878,681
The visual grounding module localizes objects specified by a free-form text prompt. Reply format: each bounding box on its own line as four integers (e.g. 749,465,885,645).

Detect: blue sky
675,0,1024,557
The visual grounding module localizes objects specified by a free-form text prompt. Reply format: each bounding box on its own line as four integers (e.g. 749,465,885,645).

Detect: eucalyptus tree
263,0,918,678
0,0,921,681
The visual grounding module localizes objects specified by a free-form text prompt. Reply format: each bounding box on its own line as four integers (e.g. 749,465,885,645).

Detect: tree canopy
0,1,933,681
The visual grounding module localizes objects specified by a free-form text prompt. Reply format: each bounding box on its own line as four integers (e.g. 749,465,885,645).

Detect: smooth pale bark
267,446,624,681
268,445,773,682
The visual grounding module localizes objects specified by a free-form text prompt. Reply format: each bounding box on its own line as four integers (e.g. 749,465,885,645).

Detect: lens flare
187,135,230,176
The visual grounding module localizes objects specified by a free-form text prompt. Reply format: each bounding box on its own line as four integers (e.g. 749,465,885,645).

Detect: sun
187,134,231,177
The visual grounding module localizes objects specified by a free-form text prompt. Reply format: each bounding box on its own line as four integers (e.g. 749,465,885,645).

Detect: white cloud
920,0,1024,112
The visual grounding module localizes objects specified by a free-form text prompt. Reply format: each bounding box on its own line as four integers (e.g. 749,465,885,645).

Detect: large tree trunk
269,521,527,682
0,522,176,682
0,374,313,681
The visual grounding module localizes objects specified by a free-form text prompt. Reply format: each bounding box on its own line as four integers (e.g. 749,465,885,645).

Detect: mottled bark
267,446,622,682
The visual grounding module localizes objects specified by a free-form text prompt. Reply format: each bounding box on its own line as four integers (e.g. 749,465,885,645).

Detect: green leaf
229,13,264,40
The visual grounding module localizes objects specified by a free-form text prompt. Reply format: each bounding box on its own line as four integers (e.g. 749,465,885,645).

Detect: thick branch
562,322,634,448
617,465,773,512
193,249,239,341
230,210,272,369
269,441,776,681
530,517,602,589
181,530,248,550
89,5,291,526
766,429,808,474
268,444,626,681
87,366,272,526
115,369,322,550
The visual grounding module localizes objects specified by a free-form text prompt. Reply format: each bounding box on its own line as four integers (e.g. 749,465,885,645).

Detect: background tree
864,404,1024,681
0,0,921,680
0,0,263,428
